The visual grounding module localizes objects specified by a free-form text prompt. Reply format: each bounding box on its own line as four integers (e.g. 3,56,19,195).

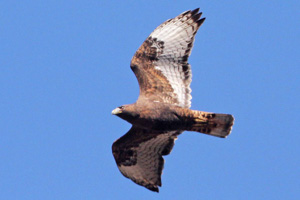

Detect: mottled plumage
112,8,234,192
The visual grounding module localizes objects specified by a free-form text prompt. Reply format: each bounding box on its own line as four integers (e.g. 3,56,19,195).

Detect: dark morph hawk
112,8,234,192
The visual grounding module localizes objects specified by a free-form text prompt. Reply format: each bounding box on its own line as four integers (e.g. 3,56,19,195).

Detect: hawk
112,8,234,192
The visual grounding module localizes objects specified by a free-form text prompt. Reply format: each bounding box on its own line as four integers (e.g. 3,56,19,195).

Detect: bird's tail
186,111,234,138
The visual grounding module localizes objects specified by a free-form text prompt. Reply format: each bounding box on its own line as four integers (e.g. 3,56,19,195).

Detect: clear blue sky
1,1,299,199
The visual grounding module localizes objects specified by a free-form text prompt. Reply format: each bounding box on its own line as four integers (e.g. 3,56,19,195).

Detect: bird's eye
119,106,124,109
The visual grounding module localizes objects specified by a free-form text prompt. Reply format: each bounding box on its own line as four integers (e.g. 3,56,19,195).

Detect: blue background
1,1,299,199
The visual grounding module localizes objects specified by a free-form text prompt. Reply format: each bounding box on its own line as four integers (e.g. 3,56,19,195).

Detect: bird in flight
112,8,234,192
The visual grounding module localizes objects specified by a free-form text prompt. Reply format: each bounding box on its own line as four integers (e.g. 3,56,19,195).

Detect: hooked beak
112,107,122,115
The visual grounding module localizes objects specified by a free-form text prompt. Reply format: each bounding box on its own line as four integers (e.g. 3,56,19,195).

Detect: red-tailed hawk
112,8,234,192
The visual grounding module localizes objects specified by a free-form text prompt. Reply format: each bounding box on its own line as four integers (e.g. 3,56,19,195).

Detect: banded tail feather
187,111,234,138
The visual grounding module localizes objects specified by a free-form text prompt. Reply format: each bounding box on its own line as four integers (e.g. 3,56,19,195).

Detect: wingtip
192,12,203,22
182,8,200,17
197,17,206,26
146,185,159,192
189,8,205,26
191,8,200,15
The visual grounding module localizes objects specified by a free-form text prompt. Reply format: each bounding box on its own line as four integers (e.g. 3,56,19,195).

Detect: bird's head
111,105,126,116
112,104,140,122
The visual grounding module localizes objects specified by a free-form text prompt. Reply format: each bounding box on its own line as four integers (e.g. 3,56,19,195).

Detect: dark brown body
114,100,234,138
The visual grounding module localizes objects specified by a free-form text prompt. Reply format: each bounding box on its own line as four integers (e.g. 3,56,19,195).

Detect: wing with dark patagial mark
112,126,181,192
130,8,205,108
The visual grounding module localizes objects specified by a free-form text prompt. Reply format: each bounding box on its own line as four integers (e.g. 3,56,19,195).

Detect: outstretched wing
112,126,181,192
130,8,205,108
